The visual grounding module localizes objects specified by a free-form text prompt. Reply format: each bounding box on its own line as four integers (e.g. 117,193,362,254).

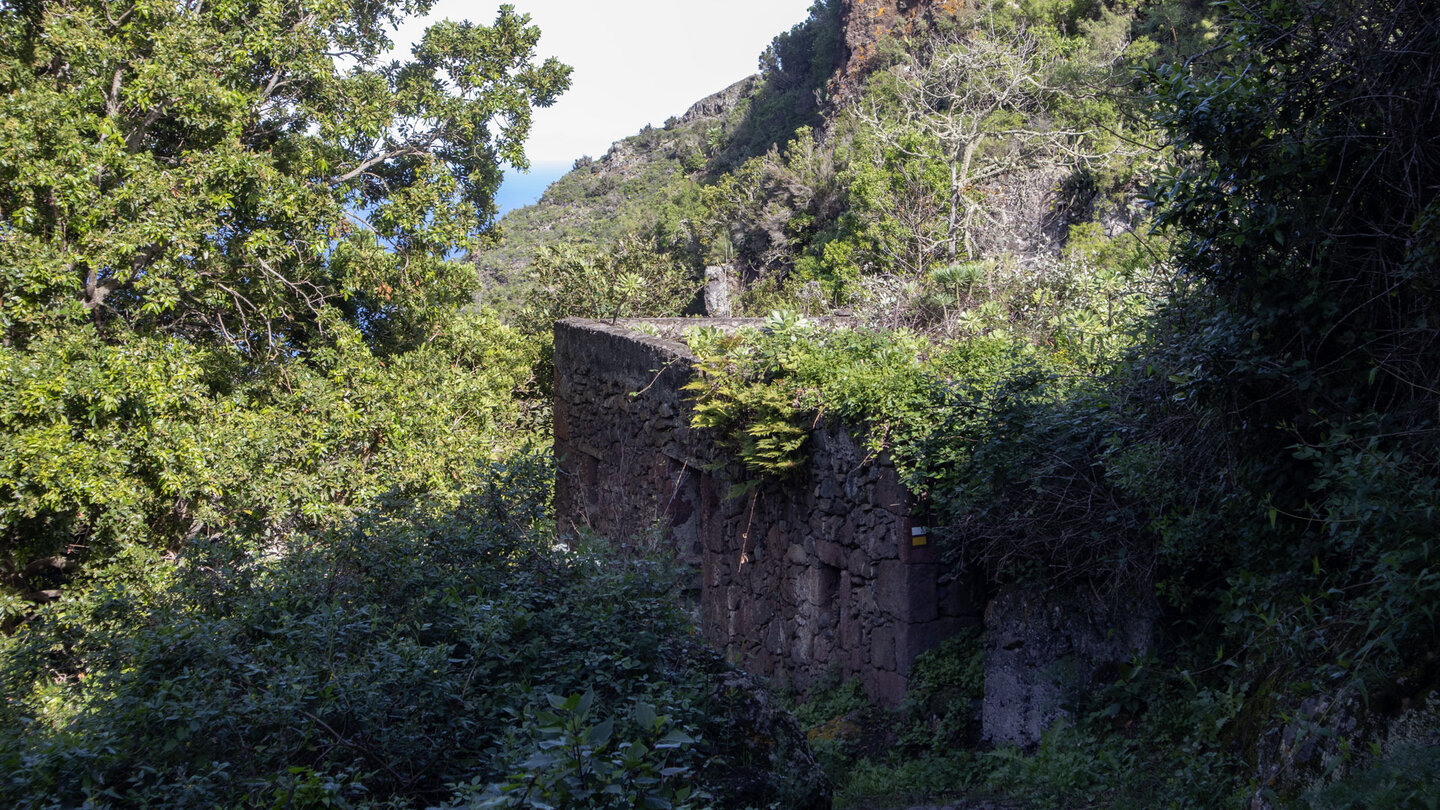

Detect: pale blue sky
395,1,817,166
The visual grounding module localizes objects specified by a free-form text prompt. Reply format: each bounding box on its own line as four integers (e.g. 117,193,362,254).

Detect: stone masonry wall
554,317,981,704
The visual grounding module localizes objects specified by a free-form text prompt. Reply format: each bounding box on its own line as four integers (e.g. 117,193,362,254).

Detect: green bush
522,235,699,329
0,455,723,809
0,310,544,586
835,754,986,809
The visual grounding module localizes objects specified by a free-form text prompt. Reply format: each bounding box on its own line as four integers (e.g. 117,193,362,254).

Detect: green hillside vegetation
674,1,1440,806
493,0,1440,805
2,0,1438,806
487,0,1163,324
0,0,818,805
475,1,847,316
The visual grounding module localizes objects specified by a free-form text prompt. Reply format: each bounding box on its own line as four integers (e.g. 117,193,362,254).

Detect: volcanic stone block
876,560,934,621
868,669,908,707
869,623,897,671
983,584,1155,748
816,540,847,569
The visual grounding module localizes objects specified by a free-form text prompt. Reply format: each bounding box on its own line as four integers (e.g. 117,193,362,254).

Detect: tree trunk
950,138,978,263
947,162,959,263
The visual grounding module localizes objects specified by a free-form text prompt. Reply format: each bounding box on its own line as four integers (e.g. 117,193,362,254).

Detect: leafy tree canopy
0,0,570,355
0,0,570,591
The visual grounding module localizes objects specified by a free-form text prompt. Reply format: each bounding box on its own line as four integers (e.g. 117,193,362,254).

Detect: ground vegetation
0,0,823,805
668,0,1440,805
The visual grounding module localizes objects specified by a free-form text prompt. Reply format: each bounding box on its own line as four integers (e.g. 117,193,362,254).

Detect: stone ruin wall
553,317,981,705
554,317,1154,742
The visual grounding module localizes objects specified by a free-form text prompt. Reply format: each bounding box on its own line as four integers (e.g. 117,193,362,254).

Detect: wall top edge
556,316,857,360
555,317,700,361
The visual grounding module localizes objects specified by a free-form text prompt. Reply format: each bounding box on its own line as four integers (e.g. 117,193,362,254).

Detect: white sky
393,0,817,167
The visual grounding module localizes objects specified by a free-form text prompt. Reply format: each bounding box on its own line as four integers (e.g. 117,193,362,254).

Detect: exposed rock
1249,689,1365,808
982,583,1155,748
831,0,970,106
702,264,735,316
681,76,761,125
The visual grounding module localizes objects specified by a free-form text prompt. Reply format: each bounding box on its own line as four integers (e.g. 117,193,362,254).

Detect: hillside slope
475,76,762,300
475,0,1156,322
481,1,1440,807
474,0,846,309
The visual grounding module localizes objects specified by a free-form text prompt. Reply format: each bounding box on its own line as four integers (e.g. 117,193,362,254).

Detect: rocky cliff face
679,76,760,126
831,0,970,105
473,79,754,299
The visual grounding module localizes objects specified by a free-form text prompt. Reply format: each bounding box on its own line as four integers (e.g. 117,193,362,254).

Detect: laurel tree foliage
0,0,572,574
0,458,729,808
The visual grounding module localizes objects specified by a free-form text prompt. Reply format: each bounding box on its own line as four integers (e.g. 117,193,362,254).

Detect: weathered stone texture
679,76,761,125
553,319,715,575
701,265,735,317
981,584,1156,748
554,317,980,705
831,0,971,106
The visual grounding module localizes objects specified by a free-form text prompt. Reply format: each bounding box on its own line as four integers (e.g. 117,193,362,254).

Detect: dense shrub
0,310,544,605
0,455,768,809
689,1,1440,802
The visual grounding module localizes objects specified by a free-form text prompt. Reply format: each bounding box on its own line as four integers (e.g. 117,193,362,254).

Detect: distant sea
494,161,573,218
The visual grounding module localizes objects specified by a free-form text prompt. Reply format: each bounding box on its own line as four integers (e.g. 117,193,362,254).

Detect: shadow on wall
552,317,981,706
552,316,1154,748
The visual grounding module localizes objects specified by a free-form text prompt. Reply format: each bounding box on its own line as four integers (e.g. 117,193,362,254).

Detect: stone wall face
553,317,980,704
553,318,715,575
982,585,1156,748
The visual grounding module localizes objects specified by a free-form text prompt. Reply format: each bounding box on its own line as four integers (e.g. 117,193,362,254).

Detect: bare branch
125,105,167,152
325,137,435,186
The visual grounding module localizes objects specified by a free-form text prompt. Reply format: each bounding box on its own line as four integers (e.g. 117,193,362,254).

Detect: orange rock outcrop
831,0,970,105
